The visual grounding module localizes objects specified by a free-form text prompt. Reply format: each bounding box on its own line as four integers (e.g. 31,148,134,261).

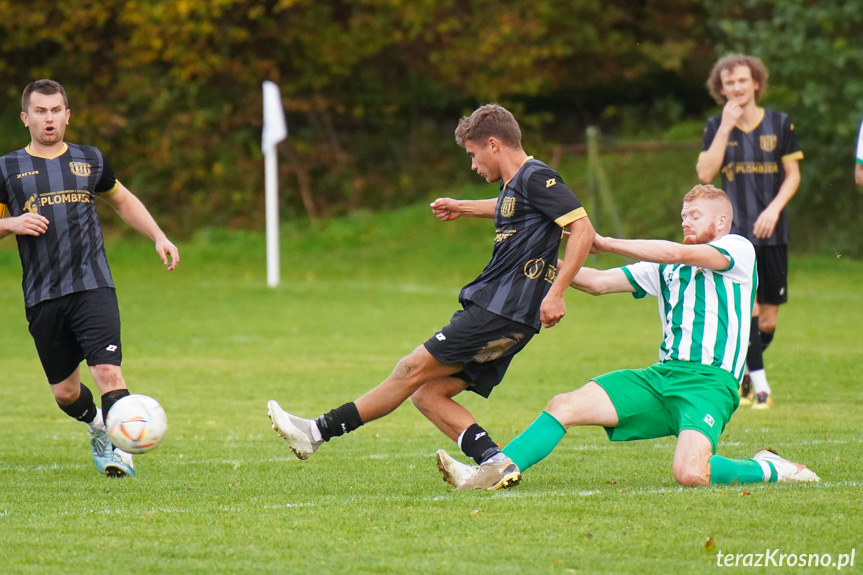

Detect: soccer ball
106,394,168,454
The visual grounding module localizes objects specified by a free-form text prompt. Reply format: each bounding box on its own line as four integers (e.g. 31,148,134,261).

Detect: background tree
28,0,863,255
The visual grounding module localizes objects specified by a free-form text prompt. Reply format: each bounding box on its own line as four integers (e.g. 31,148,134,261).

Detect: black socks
101,389,131,421
746,316,765,371
761,328,775,351
56,383,98,424
460,423,500,465
315,402,363,441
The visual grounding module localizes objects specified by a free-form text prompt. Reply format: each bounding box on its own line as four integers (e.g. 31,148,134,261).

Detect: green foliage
1,217,861,573
704,0,863,255
0,0,712,231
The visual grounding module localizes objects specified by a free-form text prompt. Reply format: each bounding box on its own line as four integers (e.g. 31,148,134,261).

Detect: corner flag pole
262,81,288,287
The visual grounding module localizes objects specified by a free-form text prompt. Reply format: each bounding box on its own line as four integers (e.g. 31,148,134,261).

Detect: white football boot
456,455,521,491
436,449,477,489
753,449,819,482
267,400,322,460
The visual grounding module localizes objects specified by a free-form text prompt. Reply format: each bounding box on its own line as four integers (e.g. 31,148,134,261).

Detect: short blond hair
684,183,728,204
684,184,733,225
707,54,769,105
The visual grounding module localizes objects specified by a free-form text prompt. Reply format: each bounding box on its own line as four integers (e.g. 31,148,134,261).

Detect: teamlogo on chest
68,162,92,177
759,135,777,152
499,196,516,218
24,194,38,213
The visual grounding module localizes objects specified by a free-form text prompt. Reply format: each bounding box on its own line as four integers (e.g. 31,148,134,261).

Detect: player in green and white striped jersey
437,184,818,491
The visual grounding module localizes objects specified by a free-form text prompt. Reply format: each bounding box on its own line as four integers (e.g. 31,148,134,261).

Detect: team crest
500,196,516,218
23,194,38,213
759,135,777,152
524,257,545,279
68,162,92,177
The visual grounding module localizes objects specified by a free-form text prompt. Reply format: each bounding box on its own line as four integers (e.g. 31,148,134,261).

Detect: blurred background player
0,80,179,477
268,104,594,476
438,185,818,491
696,54,802,410
856,117,863,186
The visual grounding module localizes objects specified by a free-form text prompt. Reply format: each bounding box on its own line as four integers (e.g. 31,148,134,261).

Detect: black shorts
423,303,537,398
754,244,788,305
26,288,123,385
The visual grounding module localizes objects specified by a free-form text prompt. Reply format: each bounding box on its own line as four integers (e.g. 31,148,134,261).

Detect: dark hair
22,79,69,112
707,54,769,105
454,104,522,149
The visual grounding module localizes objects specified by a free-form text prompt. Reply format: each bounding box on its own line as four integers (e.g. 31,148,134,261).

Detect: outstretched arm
101,185,179,270
570,267,634,295
430,197,497,221
592,233,730,271
857,163,863,187
540,216,595,328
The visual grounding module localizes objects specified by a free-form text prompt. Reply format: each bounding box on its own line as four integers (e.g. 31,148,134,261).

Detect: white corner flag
262,81,287,287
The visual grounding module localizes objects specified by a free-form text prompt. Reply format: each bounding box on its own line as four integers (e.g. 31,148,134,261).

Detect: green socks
502,411,567,472
500,411,778,484
709,454,776,484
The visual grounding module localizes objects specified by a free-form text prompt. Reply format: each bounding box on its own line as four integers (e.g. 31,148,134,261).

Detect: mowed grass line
1,209,861,574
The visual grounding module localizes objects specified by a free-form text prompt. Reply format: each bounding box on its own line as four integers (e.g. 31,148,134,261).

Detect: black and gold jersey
0,143,120,307
701,109,803,246
459,157,586,330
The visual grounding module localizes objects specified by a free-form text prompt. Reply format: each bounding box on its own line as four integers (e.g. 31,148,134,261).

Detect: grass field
1,200,861,574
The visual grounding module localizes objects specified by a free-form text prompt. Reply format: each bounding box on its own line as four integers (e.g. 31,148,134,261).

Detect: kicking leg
269,345,461,458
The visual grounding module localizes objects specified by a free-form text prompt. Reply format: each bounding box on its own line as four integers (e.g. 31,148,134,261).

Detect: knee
758,316,776,334
91,364,123,384
673,463,710,487
546,391,578,426
410,384,433,411
393,355,427,388
52,384,79,405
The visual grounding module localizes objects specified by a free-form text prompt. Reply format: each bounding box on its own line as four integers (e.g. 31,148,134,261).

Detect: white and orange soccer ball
105,394,168,454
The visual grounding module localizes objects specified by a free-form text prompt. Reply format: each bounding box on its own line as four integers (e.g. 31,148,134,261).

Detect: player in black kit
268,104,595,482
0,80,179,477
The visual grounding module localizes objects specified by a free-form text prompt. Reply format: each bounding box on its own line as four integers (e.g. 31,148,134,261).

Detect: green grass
1,205,861,574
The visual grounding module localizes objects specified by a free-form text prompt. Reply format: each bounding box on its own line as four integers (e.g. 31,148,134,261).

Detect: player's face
681,201,718,245
464,139,502,183
21,92,70,149
719,65,759,108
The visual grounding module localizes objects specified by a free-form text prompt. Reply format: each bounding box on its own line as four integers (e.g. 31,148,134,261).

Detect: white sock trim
87,408,105,431
757,459,772,481
457,429,467,449
749,369,771,395
309,420,322,442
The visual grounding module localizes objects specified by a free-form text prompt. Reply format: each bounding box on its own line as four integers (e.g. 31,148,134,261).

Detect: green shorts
593,360,740,452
